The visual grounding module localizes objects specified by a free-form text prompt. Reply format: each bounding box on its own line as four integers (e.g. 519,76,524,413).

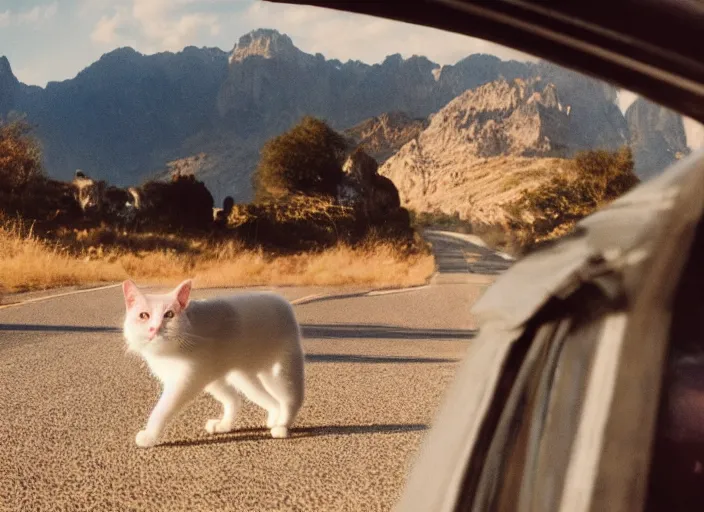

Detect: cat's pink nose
147,327,157,340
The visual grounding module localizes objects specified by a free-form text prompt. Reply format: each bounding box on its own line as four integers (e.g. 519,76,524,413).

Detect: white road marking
289,293,329,305
366,285,430,296
0,283,122,310
290,284,433,305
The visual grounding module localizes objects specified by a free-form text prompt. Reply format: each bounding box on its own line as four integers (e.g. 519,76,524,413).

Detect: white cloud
88,0,536,65
0,2,58,27
18,2,58,24
77,0,124,18
157,13,220,50
132,0,170,21
91,12,124,44
90,0,221,51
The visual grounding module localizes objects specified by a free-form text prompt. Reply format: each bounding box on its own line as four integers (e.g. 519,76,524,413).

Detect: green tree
253,116,349,201
0,118,44,193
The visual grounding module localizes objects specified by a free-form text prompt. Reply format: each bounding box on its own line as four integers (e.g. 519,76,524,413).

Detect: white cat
121,279,305,448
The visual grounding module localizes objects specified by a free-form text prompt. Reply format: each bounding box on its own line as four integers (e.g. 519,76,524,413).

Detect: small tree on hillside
511,146,639,243
253,116,349,201
0,118,43,193
571,146,638,203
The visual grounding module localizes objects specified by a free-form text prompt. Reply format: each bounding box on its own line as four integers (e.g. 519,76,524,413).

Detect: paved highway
0,230,512,512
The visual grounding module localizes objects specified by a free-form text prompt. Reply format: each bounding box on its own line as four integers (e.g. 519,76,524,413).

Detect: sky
0,0,537,87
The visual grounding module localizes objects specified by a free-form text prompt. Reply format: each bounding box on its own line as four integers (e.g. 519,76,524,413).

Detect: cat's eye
163,311,174,319
139,312,150,320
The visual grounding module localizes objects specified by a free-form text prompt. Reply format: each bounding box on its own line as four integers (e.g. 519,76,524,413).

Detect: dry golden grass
189,242,434,289
0,217,434,294
0,218,126,292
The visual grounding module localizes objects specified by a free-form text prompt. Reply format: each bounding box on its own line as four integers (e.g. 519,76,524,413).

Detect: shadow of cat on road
158,423,428,448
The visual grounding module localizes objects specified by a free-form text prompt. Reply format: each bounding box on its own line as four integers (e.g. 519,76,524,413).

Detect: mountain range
0,28,700,204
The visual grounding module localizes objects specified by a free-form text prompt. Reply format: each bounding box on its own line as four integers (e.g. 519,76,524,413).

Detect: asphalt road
0,231,513,512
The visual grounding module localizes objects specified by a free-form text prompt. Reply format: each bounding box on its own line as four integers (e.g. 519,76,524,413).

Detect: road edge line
0,283,122,311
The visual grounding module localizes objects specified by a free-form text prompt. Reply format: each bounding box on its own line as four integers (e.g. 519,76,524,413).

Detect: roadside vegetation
0,114,639,295
0,214,432,294
0,117,432,294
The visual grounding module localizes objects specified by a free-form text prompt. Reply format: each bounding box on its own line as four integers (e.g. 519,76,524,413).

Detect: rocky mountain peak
534,82,561,109
0,55,19,90
0,55,20,116
229,29,300,63
383,53,403,65
98,47,143,64
378,78,575,223
0,56,14,78
418,78,570,157
344,111,429,163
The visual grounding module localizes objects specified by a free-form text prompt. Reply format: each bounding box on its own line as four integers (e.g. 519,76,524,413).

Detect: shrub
509,146,639,246
0,119,48,218
253,116,349,201
136,174,214,233
228,195,359,251
410,209,474,234
0,118,44,194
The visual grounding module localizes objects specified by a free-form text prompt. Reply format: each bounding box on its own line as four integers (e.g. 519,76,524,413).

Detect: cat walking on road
121,279,305,448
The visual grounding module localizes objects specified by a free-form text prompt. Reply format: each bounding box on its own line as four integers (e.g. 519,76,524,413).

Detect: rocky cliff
0,57,20,118
532,62,629,153
379,78,577,224
343,112,428,163
626,97,690,179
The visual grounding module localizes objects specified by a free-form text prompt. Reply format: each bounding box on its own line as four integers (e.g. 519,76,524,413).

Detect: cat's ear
122,280,143,310
173,279,192,310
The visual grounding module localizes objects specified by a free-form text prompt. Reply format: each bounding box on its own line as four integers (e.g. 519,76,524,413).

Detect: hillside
379,78,577,224
390,155,568,225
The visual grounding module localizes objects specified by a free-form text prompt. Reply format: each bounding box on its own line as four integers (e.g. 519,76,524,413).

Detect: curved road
0,231,512,512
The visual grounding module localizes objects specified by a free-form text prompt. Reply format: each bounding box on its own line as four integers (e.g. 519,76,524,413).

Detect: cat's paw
135,429,158,448
266,410,279,429
205,418,235,434
270,426,289,439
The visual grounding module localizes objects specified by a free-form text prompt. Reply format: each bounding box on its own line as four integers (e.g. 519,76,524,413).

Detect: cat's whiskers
169,330,209,352
180,336,197,352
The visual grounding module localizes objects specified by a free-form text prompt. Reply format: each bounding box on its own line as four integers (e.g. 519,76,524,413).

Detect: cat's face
122,279,192,353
